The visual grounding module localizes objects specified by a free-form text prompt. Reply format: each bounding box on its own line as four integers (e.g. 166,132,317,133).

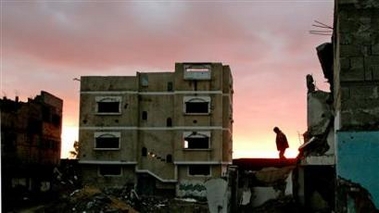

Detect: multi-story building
79,62,233,197
1,91,63,210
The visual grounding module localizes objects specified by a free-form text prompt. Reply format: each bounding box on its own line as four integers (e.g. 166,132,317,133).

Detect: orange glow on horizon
61,124,79,159
60,123,300,159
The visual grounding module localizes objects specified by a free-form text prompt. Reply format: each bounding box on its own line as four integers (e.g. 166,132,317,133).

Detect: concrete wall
81,165,136,188
334,1,379,211
307,91,333,136
176,165,222,198
336,131,379,209
334,0,379,130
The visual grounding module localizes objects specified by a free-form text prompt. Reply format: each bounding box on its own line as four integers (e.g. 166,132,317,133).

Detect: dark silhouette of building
1,91,63,210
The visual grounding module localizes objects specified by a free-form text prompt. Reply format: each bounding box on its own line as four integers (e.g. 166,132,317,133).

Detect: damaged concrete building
296,0,379,212
295,73,336,212
233,158,297,212
1,91,63,210
78,62,233,198
334,0,379,211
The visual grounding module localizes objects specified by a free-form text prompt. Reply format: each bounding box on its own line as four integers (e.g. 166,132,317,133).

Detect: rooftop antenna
310,20,333,36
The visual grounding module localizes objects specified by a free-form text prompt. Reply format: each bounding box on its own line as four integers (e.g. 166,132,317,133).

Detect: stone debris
41,185,208,213
252,195,302,213
43,186,137,213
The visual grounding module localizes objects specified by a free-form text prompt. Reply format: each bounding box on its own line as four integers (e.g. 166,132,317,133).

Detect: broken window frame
95,96,122,115
98,165,122,176
188,165,211,176
94,132,121,150
183,131,211,150
183,96,211,115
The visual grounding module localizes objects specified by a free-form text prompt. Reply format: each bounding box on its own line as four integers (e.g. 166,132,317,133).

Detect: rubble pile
103,186,208,213
252,195,302,213
44,186,208,213
44,186,137,213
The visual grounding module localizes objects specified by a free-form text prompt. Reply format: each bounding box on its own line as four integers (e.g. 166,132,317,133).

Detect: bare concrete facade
79,62,233,197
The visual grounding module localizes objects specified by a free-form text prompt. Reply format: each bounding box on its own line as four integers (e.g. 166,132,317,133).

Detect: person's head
273,127,280,133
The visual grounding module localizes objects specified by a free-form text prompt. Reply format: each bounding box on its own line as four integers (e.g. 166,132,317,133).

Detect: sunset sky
2,1,334,159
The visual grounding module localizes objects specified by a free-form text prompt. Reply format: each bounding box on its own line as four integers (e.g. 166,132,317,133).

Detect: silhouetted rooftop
232,158,297,171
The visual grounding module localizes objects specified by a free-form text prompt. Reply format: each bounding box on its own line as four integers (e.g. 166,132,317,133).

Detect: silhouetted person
273,127,289,159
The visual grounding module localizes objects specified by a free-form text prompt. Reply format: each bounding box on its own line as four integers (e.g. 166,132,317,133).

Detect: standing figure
273,127,289,159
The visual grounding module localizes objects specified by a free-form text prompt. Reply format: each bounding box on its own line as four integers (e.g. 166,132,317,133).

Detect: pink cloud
2,1,334,158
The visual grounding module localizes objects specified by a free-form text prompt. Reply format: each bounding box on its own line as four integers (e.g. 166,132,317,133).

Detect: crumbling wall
334,1,379,212
307,91,333,136
336,131,379,211
300,90,334,157
337,177,379,213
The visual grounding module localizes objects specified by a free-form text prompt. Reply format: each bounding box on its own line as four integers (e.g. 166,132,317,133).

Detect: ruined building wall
1,91,63,166
334,0,379,211
334,0,379,130
1,91,63,209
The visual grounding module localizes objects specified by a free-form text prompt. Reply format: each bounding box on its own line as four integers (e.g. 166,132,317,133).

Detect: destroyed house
295,0,379,212
1,91,63,210
78,62,233,198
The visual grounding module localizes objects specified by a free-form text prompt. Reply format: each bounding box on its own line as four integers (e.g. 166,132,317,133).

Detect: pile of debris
44,186,136,213
43,186,208,213
252,195,303,213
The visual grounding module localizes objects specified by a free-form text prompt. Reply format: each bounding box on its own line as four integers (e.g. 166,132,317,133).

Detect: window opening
96,97,121,114
95,133,119,149
183,132,210,149
142,111,148,120
167,82,173,91
42,106,51,122
52,114,61,126
166,117,172,127
99,165,122,176
184,137,209,149
166,154,173,163
98,102,120,113
142,147,147,157
185,102,208,113
188,165,210,176
184,97,210,114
